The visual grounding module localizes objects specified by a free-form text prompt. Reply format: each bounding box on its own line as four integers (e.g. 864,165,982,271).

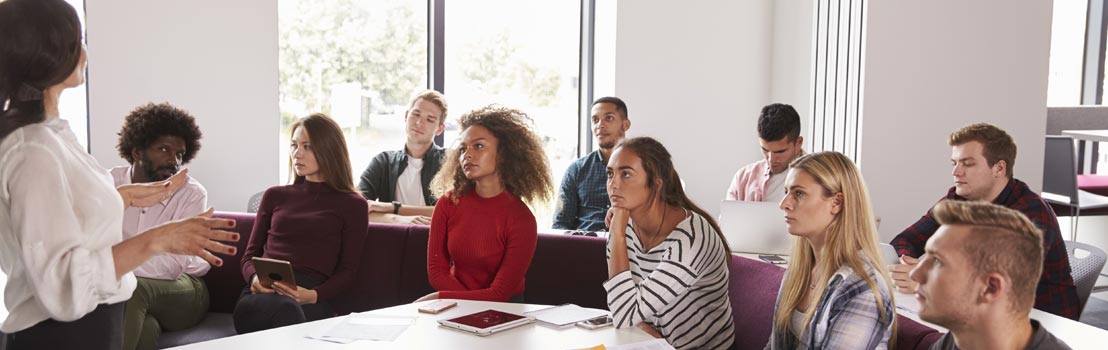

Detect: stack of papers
574,339,676,350
306,314,417,344
526,304,608,327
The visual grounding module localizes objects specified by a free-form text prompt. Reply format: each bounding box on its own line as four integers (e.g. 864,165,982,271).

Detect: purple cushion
727,256,940,350
728,255,786,349
525,234,610,309
896,316,942,350
1078,174,1108,196
207,212,256,313
332,223,413,314
396,227,436,303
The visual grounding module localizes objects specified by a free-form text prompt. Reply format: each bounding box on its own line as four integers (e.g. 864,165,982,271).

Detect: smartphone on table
576,315,614,329
758,254,788,265
418,300,458,314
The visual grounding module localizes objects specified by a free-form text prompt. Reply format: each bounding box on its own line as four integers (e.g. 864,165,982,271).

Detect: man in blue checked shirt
553,97,630,232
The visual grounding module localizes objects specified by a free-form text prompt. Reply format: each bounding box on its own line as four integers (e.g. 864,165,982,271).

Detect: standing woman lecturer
0,1,238,349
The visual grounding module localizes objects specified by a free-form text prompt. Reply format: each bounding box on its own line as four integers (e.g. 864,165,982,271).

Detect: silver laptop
718,200,793,255
878,243,899,265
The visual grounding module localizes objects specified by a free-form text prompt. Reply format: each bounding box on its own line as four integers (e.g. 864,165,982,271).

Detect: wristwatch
392,201,401,215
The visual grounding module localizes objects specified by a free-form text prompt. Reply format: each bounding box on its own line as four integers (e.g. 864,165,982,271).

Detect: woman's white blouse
0,118,136,333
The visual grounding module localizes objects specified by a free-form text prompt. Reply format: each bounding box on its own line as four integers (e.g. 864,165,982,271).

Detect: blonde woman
767,151,895,349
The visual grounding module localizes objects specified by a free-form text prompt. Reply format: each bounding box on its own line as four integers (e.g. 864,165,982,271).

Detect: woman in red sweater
233,114,368,334
420,105,554,302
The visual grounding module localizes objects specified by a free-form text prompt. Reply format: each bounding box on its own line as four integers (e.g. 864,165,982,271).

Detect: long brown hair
773,151,895,341
613,137,730,252
0,0,84,140
431,105,553,207
287,113,356,193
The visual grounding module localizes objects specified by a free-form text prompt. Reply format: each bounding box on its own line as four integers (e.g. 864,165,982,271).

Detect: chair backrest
1066,240,1108,314
246,191,264,213
728,256,785,349
1043,136,1079,204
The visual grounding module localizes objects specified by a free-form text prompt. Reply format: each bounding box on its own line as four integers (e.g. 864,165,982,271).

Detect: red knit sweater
427,190,537,301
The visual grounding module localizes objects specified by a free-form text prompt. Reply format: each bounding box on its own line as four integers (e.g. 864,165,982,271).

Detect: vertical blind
810,0,866,161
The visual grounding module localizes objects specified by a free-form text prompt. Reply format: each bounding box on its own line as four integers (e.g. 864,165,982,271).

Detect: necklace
637,207,669,251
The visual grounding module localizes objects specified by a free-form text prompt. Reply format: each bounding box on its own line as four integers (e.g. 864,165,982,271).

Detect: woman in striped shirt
766,151,896,349
604,137,734,350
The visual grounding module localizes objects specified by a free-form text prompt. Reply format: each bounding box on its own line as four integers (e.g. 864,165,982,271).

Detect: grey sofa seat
156,313,235,349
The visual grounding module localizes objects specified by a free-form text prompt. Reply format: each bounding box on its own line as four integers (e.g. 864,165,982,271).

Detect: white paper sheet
306,314,417,343
604,339,677,350
526,304,608,327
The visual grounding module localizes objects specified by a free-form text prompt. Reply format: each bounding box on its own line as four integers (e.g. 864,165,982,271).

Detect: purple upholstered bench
727,255,941,350
156,212,941,349
157,213,614,348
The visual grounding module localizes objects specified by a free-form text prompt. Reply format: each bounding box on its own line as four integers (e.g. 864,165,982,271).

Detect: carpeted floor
1082,291,1108,331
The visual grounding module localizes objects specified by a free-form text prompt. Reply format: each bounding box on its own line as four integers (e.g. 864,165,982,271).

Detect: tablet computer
437,309,535,337
252,257,296,289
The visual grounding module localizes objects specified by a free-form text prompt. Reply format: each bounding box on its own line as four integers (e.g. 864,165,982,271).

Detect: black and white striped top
603,211,735,350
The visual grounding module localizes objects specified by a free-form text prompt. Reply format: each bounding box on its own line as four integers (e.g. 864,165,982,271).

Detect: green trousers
123,274,209,350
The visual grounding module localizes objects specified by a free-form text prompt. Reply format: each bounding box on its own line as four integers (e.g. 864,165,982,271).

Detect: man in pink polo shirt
725,103,804,203
111,103,209,350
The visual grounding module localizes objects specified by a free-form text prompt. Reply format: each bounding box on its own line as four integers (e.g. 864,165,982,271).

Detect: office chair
246,191,264,213
1042,136,1108,241
1065,240,1107,316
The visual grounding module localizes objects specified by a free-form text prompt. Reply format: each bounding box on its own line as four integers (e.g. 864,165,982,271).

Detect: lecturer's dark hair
0,0,84,140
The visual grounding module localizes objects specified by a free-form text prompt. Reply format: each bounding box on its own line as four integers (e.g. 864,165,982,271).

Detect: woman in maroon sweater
420,105,554,302
233,114,368,334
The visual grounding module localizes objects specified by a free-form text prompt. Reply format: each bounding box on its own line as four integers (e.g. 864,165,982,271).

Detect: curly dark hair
116,103,202,164
432,105,553,206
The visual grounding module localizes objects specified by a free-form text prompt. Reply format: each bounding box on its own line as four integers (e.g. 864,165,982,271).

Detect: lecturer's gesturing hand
117,169,190,208
148,208,238,266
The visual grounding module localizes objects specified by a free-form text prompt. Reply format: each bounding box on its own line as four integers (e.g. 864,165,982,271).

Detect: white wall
613,0,774,216
86,0,280,212
771,0,815,134
859,0,1054,241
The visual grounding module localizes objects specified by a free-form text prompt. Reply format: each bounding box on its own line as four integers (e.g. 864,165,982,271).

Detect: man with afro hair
110,102,210,350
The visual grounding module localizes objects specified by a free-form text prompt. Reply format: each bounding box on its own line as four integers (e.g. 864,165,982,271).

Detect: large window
278,0,604,228
1048,0,1089,106
442,0,581,226
63,0,89,149
278,0,428,184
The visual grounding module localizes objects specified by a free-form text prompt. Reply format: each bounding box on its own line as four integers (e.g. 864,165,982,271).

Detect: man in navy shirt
553,97,630,232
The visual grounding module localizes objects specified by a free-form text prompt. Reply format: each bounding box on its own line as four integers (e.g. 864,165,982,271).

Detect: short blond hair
932,200,1043,312
409,90,448,126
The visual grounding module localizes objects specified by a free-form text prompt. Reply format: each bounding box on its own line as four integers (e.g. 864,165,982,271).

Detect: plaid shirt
553,150,611,232
891,178,1081,320
767,259,895,350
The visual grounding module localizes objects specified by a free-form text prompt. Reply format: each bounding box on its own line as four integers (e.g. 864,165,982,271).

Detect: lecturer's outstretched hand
112,207,239,280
